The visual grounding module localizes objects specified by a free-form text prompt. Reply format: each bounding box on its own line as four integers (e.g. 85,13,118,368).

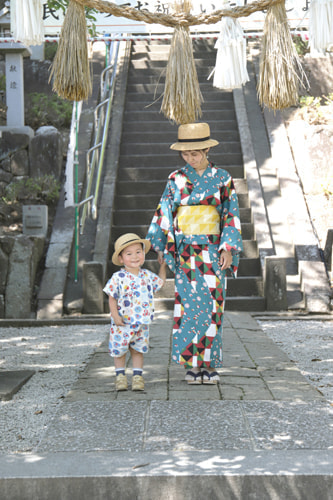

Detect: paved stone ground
34,312,331,455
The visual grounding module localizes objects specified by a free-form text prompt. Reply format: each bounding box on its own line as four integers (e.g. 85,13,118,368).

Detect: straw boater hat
112,233,151,266
170,122,219,151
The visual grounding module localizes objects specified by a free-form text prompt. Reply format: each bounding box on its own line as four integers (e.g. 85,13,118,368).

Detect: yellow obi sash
177,205,220,235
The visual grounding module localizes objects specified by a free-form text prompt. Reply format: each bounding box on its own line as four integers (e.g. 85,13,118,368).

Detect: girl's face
181,149,209,171
119,243,145,274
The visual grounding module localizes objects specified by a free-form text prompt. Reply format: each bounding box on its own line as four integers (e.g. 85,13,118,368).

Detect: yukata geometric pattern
172,242,225,369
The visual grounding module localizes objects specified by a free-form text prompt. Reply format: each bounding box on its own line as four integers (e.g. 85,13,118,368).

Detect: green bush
293,37,309,56
25,92,72,129
3,175,61,205
44,41,58,61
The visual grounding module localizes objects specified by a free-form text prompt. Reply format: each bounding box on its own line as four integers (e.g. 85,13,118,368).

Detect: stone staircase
108,39,266,312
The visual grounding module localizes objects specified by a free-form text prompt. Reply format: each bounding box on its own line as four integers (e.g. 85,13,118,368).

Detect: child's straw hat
112,233,151,266
170,122,219,151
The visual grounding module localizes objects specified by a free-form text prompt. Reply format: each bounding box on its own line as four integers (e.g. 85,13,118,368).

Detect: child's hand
112,314,125,326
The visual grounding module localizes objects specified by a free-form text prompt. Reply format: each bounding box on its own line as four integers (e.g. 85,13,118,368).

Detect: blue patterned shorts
109,323,150,357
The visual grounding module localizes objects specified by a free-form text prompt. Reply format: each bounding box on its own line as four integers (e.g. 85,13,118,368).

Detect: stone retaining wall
0,127,64,318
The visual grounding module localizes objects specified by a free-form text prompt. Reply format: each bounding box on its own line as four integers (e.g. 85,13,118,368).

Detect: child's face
119,242,145,273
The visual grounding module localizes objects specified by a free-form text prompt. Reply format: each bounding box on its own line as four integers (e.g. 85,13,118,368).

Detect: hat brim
112,238,151,266
170,139,219,151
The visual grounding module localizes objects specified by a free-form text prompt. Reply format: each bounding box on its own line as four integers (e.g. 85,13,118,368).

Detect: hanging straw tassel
161,1,203,124
257,0,306,110
208,15,249,90
13,0,44,46
49,0,92,101
309,0,333,54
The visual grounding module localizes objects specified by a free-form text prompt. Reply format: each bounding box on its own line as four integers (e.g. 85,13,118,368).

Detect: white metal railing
80,39,120,235
65,38,121,281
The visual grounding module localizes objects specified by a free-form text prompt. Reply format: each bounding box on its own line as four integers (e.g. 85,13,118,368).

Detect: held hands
219,250,232,271
157,251,164,265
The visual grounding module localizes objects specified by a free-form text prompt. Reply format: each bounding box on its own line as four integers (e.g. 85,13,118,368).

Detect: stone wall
0,126,63,197
0,234,45,318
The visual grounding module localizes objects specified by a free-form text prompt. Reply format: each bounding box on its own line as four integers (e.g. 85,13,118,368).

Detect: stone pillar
5,52,24,126
265,256,288,311
0,44,31,127
83,261,104,314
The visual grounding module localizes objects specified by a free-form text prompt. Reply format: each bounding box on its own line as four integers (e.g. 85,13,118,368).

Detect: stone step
121,129,240,143
142,256,262,278
154,295,267,311
125,82,236,94
110,222,254,241
121,118,238,132
125,91,234,103
119,141,242,155
122,108,237,122
117,164,244,180
113,192,250,210
118,154,244,169
113,207,252,224
129,57,217,69
124,99,235,112
127,66,219,79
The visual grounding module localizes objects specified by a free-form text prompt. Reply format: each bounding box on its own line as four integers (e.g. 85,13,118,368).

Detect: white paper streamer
208,17,249,90
309,0,333,54
12,0,44,46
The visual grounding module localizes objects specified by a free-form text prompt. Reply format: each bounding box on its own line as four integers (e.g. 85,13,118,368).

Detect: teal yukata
146,163,243,369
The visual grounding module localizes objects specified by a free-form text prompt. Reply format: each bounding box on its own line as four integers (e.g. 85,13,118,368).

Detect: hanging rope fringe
309,0,333,54
49,0,92,101
208,16,249,90
257,1,306,110
160,1,203,124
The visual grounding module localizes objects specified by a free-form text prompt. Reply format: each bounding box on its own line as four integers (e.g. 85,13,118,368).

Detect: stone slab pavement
0,311,332,499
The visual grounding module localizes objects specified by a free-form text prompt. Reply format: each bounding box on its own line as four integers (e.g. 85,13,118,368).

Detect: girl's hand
219,250,232,271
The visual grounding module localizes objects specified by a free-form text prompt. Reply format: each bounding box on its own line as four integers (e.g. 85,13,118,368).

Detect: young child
103,233,167,392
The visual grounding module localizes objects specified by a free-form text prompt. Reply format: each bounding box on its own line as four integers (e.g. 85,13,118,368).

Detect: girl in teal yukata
147,123,243,385
103,233,167,392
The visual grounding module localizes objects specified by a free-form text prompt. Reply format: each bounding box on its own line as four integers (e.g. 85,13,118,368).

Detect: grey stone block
0,246,9,293
10,149,29,176
265,256,288,311
29,126,63,179
5,236,34,318
0,130,32,159
83,261,104,314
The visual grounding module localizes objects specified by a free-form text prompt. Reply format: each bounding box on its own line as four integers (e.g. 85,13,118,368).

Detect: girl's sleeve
146,179,178,272
219,175,243,276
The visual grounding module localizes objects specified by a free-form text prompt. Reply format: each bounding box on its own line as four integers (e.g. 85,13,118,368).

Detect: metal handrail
80,39,120,233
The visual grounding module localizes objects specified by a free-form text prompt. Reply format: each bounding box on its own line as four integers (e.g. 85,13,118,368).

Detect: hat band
118,238,140,250
178,136,210,143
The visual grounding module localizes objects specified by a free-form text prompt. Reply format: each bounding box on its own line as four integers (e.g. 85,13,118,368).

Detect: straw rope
74,0,285,27
50,0,304,113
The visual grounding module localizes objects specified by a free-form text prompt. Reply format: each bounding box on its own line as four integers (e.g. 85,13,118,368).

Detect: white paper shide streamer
208,16,249,90
12,0,44,46
309,0,333,54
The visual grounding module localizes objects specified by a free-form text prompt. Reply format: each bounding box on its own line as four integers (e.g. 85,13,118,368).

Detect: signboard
42,0,310,36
